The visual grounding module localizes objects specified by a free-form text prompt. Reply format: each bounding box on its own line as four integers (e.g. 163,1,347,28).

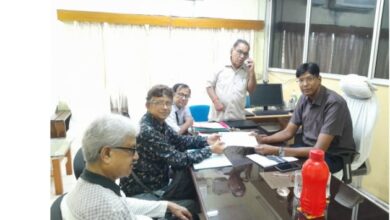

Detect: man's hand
254,144,278,155
256,134,268,144
214,100,224,111
207,133,221,145
167,202,192,220
210,140,226,154
249,132,268,144
246,58,255,73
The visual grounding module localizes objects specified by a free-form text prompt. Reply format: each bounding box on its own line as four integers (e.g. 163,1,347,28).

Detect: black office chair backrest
73,148,86,179
50,193,66,220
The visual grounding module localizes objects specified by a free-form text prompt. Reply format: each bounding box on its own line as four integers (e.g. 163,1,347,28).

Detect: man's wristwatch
278,146,285,157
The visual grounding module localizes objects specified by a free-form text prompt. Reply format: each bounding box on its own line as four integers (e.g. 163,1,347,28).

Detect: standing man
254,63,356,173
120,85,225,219
165,83,193,135
61,114,192,220
206,39,257,121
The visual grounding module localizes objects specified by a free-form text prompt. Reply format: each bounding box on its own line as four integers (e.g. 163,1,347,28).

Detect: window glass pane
308,0,377,76
374,0,389,79
269,0,306,69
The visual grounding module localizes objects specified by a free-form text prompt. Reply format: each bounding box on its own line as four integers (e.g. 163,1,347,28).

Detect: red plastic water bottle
300,149,329,217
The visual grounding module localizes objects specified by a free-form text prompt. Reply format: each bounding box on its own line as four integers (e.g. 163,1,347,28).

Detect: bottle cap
309,149,325,161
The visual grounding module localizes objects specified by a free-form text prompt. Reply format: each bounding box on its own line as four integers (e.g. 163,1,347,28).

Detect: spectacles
296,76,317,85
149,100,173,107
176,92,191,99
234,49,249,58
110,146,137,154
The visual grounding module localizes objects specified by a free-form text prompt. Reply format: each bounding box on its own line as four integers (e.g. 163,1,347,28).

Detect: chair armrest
327,149,358,184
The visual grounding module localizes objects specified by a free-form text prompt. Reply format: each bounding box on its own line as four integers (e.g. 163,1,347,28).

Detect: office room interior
51,0,389,215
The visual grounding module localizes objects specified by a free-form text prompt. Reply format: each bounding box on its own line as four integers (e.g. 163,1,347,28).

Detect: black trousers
291,133,343,173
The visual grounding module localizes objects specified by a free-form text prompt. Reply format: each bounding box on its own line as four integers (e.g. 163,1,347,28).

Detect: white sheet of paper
193,122,225,129
246,154,298,167
219,131,258,147
193,153,232,170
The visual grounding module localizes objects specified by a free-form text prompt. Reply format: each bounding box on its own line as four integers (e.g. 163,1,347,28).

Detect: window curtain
282,30,372,76
53,21,254,130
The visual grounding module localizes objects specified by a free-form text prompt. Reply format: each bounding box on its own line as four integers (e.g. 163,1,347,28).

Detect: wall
267,72,389,203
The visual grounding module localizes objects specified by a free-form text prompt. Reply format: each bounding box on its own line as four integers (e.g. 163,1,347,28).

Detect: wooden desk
50,110,72,195
51,111,72,138
51,138,72,195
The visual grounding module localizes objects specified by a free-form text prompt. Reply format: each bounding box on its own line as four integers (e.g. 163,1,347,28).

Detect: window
269,0,306,69
267,0,388,83
374,0,389,79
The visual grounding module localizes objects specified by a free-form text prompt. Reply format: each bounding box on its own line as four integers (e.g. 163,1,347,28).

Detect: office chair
50,193,66,220
189,105,210,122
73,147,86,179
333,74,378,219
245,95,251,108
335,74,378,185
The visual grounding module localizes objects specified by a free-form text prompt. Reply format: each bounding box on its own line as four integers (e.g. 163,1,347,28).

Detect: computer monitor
250,83,284,110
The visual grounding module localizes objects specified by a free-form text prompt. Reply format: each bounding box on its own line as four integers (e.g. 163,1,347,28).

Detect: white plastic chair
334,74,378,220
339,74,378,184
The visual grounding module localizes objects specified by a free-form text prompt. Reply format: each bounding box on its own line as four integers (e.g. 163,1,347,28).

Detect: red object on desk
300,149,329,217
219,121,229,129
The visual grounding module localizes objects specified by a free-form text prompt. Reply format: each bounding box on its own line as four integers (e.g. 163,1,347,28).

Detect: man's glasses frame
176,92,191,99
110,146,137,154
148,100,173,107
234,48,249,58
296,76,319,85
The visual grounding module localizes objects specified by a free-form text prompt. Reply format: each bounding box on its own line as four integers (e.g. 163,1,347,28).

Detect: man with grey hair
206,39,257,121
60,114,192,220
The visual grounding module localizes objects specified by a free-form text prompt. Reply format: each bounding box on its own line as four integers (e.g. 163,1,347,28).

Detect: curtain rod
57,9,264,30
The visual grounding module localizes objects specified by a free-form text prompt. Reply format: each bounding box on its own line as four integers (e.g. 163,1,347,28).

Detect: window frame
265,0,389,86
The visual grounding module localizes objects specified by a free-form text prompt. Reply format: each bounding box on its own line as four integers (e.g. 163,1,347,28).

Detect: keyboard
253,109,290,116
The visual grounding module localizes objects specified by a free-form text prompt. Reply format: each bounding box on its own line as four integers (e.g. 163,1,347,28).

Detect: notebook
224,120,259,129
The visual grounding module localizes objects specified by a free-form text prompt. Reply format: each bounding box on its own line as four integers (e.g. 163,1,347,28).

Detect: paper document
193,122,226,129
219,131,258,147
193,154,232,170
246,154,298,167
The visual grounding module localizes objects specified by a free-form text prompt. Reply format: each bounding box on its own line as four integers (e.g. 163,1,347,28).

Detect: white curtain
53,20,254,131
52,21,110,137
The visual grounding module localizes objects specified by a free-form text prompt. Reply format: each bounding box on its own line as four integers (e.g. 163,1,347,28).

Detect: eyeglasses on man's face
296,76,318,85
110,146,137,155
234,48,249,58
149,100,173,107
176,92,191,99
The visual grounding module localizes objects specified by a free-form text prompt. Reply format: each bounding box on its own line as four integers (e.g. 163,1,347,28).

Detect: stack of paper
246,154,298,167
193,122,229,133
219,131,258,147
193,153,232,170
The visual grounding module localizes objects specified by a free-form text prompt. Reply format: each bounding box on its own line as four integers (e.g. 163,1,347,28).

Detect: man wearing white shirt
206,39,257,122
60,114,192,220
166,83,193,135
